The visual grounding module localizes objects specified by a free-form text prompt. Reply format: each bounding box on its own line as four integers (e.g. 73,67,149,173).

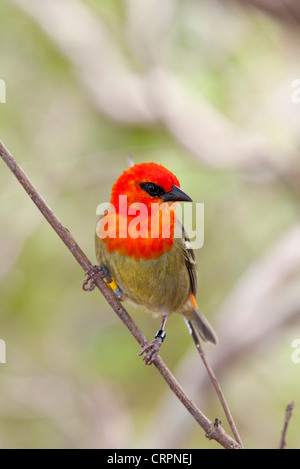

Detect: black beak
161,185,193,202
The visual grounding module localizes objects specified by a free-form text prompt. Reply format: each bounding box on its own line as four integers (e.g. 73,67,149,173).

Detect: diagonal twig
279,401,294,449
187,321,243,448
0,139,242,449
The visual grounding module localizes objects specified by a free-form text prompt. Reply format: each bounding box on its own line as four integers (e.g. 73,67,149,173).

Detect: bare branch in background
12,0,289,174
13,0,155,125
233,0,300,27
279,401,294,449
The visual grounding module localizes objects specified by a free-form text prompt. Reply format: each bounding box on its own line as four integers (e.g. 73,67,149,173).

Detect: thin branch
231,0,300,27
0,139,241,449
188,321,243,448
279,401,294,449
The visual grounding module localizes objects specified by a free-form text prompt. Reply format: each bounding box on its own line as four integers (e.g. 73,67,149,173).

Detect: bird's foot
82,265,125,301
138,330,166,365
138,338,162,365
82,265,110,291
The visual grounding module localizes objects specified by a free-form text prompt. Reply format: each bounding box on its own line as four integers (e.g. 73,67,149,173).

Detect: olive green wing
174,220,198,297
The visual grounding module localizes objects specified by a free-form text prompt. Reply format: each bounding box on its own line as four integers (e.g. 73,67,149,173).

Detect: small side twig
279,401,294,449
187,320,243,448
0,139,242,449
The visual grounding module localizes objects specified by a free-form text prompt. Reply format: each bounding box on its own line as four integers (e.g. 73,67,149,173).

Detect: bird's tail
186,295,218,345
191,308,218,345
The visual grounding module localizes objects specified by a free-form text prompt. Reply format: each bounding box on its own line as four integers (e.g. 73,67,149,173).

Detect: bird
85,162,217,365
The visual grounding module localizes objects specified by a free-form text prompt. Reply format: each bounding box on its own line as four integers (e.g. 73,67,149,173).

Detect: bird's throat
97,205,176,260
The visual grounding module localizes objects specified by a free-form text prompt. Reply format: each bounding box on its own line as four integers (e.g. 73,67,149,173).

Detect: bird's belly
99,246,191,314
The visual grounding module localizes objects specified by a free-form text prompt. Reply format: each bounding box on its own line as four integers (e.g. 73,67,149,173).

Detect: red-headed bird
88,162,217,364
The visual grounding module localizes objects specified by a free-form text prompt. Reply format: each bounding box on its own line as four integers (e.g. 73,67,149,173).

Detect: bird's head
110,162,193,212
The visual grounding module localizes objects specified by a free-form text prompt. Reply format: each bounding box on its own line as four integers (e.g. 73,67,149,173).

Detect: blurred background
0,0,300,449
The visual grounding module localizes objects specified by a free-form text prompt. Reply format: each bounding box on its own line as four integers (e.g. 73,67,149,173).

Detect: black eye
140,182,165,198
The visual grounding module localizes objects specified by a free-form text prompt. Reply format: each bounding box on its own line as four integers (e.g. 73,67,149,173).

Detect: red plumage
98,163,179,260
110,163,180,210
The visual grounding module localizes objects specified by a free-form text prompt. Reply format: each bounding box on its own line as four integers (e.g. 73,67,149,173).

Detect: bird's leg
82,265,125,301
138,313,168,365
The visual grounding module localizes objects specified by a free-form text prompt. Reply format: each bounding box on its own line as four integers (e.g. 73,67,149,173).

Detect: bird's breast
96,236,191,314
